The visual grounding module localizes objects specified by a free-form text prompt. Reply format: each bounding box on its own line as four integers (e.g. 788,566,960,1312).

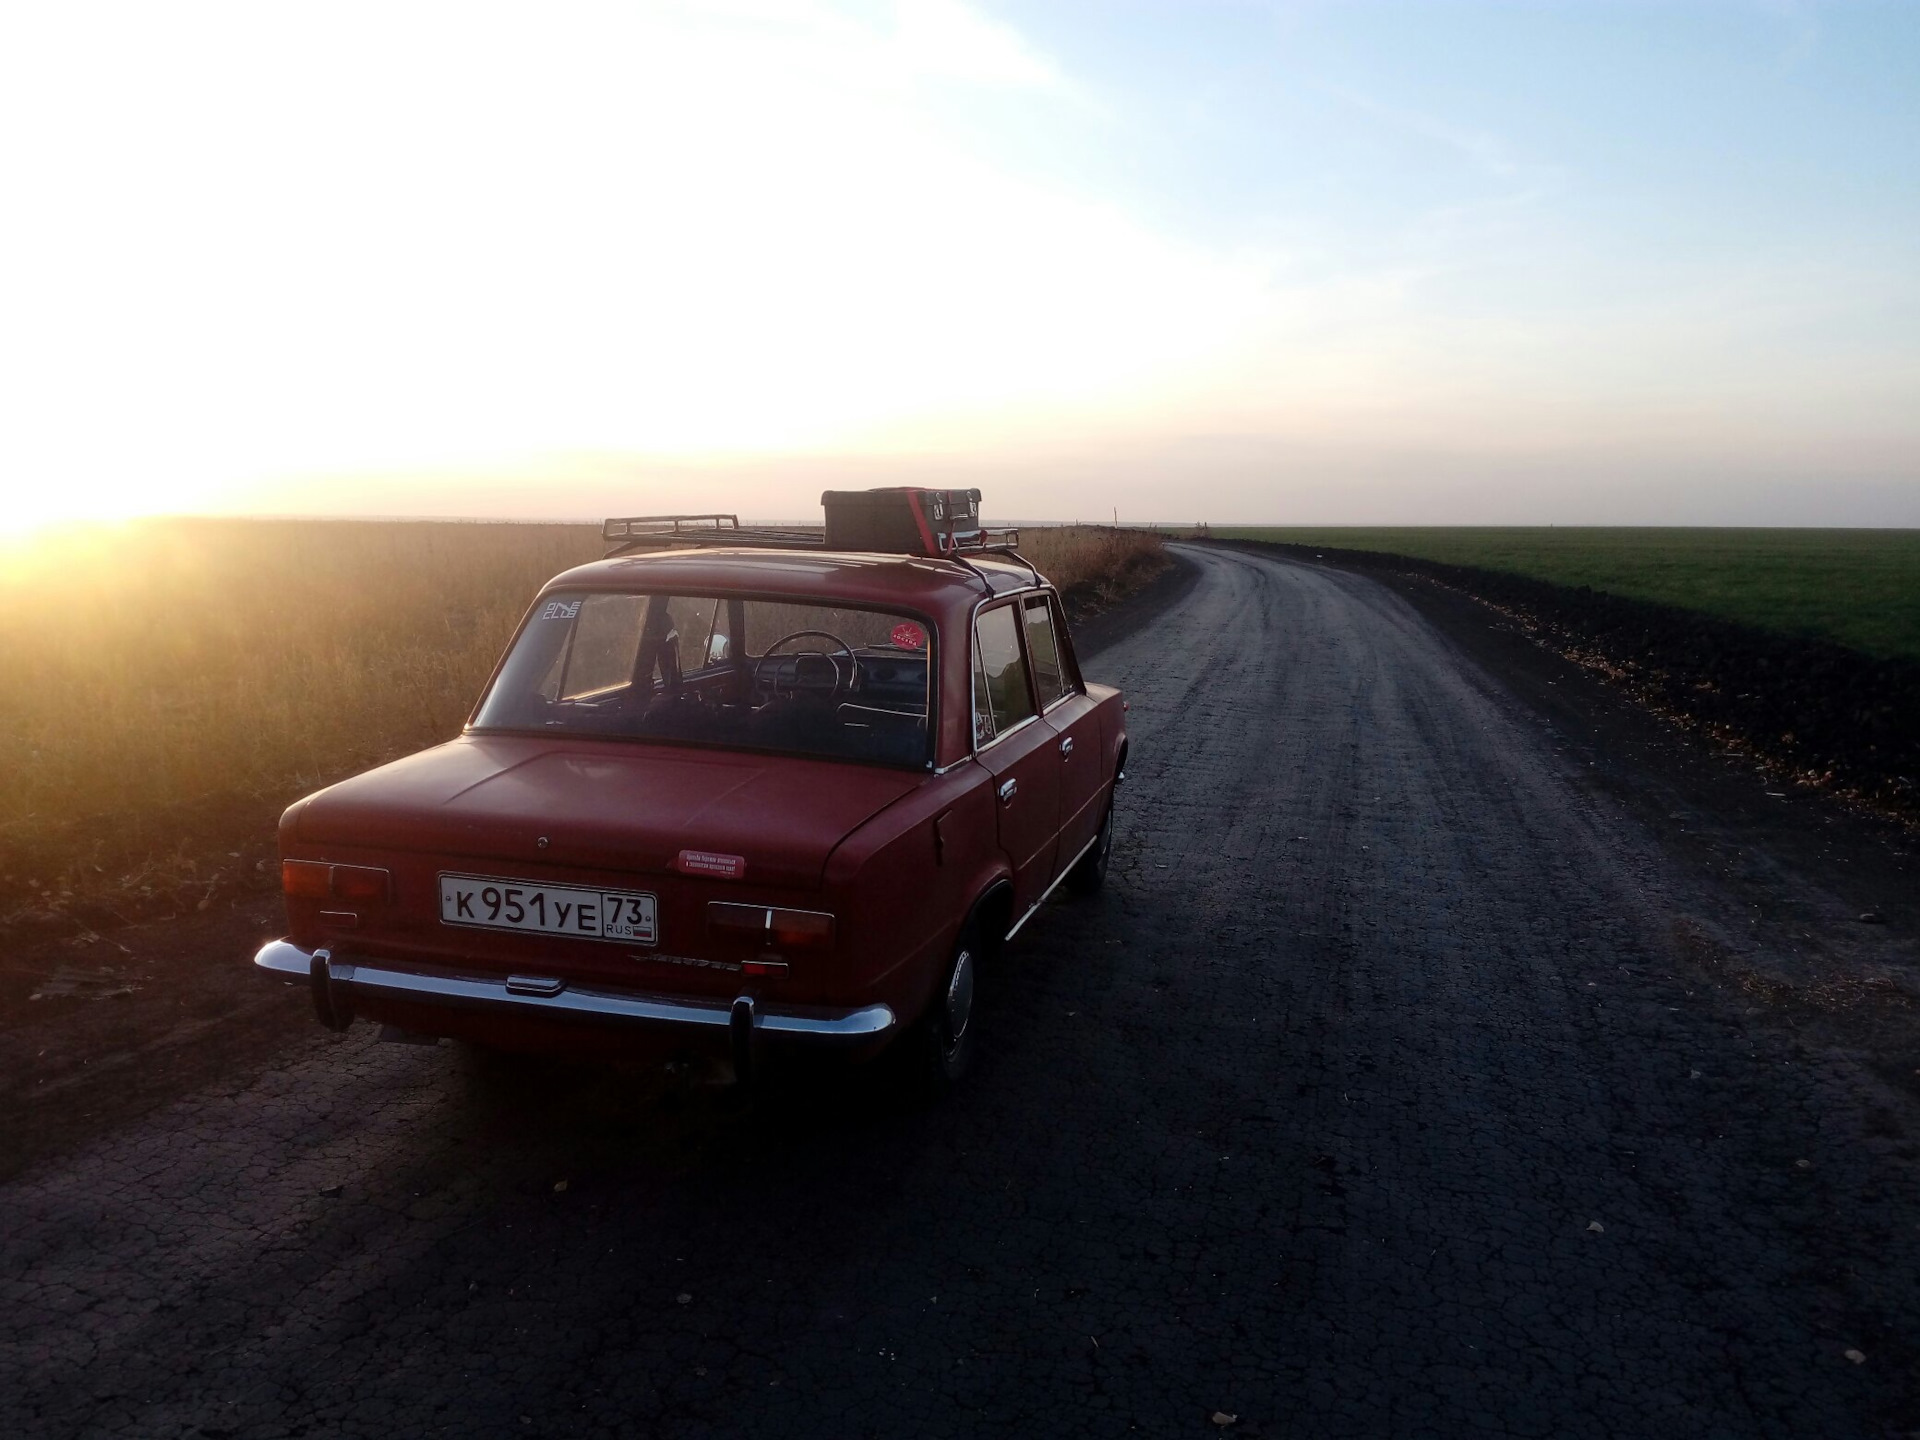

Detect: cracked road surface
6,542,1918,1438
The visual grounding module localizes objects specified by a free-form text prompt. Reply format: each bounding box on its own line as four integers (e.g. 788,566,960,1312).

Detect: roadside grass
0,517,1160,925
0,520,602,852
1021,523,1167,604
1211,527,1920,660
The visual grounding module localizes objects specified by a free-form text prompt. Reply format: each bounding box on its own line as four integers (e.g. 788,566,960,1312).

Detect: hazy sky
3,0,1917,530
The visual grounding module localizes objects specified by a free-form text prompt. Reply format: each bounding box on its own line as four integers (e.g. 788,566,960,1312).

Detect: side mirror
708,634,731,663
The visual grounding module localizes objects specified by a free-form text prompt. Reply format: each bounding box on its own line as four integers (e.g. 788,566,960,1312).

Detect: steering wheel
758,629,858,703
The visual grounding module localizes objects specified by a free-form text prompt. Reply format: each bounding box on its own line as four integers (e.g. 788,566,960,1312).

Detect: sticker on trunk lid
675,849,745,880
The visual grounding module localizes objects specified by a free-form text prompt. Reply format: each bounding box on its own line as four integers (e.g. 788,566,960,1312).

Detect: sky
2,0,1917,531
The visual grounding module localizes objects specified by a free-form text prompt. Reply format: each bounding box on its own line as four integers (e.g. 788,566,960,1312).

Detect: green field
1212,528,1920,661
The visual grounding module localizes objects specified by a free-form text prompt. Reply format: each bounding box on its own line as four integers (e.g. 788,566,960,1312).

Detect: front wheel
1065,796,1115,896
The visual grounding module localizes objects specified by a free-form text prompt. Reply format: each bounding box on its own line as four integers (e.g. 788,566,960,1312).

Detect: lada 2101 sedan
253,488,1128,1087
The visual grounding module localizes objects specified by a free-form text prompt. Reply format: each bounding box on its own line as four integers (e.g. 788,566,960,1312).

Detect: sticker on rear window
541,599,582,620
889,621,926,650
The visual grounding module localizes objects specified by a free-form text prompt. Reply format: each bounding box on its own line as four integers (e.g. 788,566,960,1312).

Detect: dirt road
6,542,1918,1437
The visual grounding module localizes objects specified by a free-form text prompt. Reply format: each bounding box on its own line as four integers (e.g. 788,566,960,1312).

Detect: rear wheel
1065,794,1115,896
910,924,980,1092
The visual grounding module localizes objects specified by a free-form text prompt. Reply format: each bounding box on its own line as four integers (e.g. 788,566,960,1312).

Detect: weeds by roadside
1019,524,1167,608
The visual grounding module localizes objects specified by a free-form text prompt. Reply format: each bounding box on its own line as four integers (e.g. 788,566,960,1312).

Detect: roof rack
602,492,1023,563
603,514,830,555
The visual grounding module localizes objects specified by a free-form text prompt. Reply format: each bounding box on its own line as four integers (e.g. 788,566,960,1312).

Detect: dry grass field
0,518,1161,927
1018,521,1169,604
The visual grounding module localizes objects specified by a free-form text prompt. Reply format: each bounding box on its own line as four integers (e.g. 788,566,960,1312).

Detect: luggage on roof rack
822,487,986,557
603,489,1018,559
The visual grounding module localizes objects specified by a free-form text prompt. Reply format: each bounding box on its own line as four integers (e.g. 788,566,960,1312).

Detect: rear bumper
253,939,896,1063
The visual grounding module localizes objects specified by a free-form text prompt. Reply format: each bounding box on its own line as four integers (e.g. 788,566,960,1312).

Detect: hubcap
945,947,975,1048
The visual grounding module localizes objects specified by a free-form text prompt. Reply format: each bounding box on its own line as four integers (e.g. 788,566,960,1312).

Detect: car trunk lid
291,734,919,890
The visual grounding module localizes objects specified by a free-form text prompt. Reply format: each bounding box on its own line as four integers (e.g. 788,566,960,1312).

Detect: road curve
5,542,1917,1438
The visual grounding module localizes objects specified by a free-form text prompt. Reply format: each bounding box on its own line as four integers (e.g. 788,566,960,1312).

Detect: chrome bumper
253,939,896,1058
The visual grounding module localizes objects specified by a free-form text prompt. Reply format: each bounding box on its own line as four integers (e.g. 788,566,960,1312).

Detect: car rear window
472,593,932,767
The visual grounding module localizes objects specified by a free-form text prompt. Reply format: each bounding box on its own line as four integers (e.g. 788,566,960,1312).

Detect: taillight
282,861,392,903
708,904,768,941
282,860,331,898
769,909,833,949
330,865,391,902
708,902,835,952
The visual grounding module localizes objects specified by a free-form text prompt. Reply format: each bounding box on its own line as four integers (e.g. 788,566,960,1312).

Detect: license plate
438,873,657,945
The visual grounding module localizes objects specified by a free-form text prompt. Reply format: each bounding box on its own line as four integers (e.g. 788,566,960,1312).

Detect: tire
1065,794,1115,896
909,923,981,1092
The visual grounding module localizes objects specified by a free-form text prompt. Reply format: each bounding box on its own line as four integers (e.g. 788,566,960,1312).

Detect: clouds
1314,81,1541,185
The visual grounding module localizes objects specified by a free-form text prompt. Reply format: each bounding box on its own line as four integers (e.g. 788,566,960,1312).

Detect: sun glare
0,1,1268,524
0,477,198,545
0,513,154,589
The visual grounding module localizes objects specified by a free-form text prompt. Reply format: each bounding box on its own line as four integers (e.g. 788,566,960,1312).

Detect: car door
1022,591,1106,867
970,600,1061,917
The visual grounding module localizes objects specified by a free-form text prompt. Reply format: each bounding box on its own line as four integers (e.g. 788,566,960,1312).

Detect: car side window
665,596,725,673
1047,592,1084,692
1022,595,1067,709
973,602,1035,745
971,640,994,746
552,594,646,700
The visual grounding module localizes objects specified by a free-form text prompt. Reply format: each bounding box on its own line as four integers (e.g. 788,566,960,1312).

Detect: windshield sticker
889,621,927,650
540,599,582,621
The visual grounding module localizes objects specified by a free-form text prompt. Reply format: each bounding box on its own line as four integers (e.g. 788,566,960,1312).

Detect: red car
254,489,1128,1087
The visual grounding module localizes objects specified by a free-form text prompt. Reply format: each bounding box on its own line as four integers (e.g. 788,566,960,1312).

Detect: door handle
1059,736,1074,758
998,778,1017,803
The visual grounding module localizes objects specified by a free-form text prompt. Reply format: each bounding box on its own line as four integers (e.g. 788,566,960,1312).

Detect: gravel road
6,542,1918,1438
